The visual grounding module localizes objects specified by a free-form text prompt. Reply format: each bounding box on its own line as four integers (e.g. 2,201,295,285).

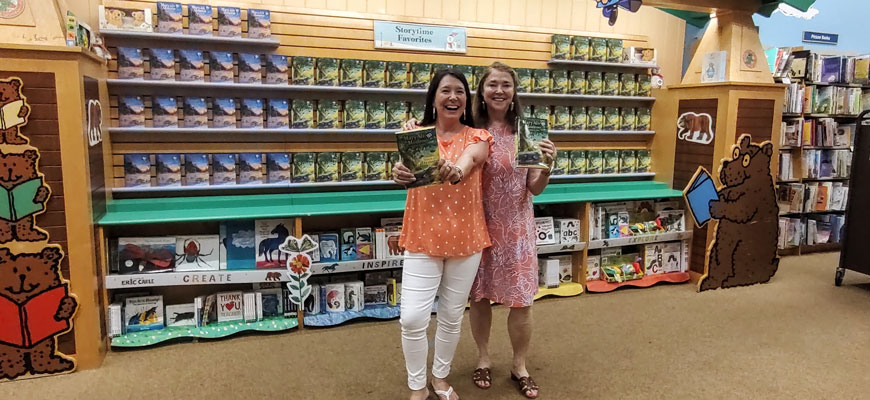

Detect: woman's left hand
438,159,463,184
540,139,556,164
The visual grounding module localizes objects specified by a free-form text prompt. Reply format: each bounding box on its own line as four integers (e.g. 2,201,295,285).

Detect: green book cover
454,65,474,86
636,107,651,131
531,105,550,122
637,74,652,96
636,150,651,173
316,57,339,86
587,72,603,95
363,60,386,88
291,100,315,129
589,37,607,61
292,56,314,85
395,126,441,188
316,152,340,182
0,177,45,221
603,149,619,174
344,100,365,129
409,103,425,121
606,39,623,63
340,152,363,181
365,101,386,129
388,151,401,171
570,107,587,130
533,69,550,93
587,107,604,130
317,100,339,129
385,101,408,129
516,68,533,93
572,36,590,61
386,61,409,89
619,73,637,97
586,150,603,174
340,59,363,87
620,108,636,131
552,106,570,131
364,151,388,181
550,69,568,94
517,118,550,169
552,150,570,175
552,35,571,59
521,106,532,119
619,150,636,173
603,107,620,130
569,71,586,94
292,152,315,183
569,150,587,175
410,63,432,89
603,72,620,96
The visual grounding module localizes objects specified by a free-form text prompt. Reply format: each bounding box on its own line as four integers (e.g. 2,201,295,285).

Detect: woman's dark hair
420,68,475,128
473,62,523,132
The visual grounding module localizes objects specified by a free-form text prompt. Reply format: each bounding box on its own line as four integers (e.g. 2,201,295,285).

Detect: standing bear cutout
0,149,51,244
0,77,31,145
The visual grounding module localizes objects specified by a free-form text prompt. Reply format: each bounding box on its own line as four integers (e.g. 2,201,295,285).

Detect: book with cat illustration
517,118,550,169
396,126,441,188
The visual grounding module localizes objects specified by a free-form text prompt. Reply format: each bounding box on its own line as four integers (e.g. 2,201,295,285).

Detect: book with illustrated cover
239,153,264,184
150,48,175,80
124,154,151,187
569,150,587,175
550,70,568,94
552,106,570,131
255,219,293,268
217,6,241,37
212,154,237,185
165,303,197,327
340,152,363,181
531,105,550,122
388,151,401,171
317,57,339,86
238,53,262,84
589,37,607,61
854,56,870,85
821,57,842,83
188,4,213,35
119,96,145,127
156,153,182,187
620,108,636,131
551,150,570,175
386,101,407,129
637,74,652,96
117,237,175,274
184,153,210,186
179,49,204,82
155,2,182,33
521,106,532,119
606,39,623,63
175,235,220,271
365,151,388,181
257,288,283,317
636,150,651,173
619,74,636,97
586,150,603,174
267,99,289,128
117,47,144,79
387,61,409,88
152,96,178,127
568,71,586,94
340,228,357,261
291,99,314,129
365,101,386,129
247,9,271,38
344,281,364,311
183,97,208,128
364,60,386,88
603,107,620,131
324,283,345,312
619,150,637,173
213,98,236,128
317,100,339,129
344,100,365,129
586,72,603,95
292,152,315,183
603,150,619,174
125,296,164,333
587,107,604,131
572,36,589,60
552,35,571,59
517,118,550,169
318,232,339,262
316,152,340,182
340,59,363,87
236,97,263,127
410,63,432,89
409,103,425,122
396,127,441,188
265,55,289,84
209,51,235,82
635,107,651,131
473,66,486,87
292,56,314,85
516,68,532,92
570,107,587,130
533,69,550,93
603,72,620,96
216,292,243,322
98,6,153,32
266,153,291,183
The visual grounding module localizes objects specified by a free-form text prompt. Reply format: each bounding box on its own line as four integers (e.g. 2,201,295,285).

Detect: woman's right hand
403,118,420,131
392,161,416,185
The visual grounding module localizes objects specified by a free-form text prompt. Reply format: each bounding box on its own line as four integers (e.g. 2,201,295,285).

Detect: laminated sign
374,21,466,53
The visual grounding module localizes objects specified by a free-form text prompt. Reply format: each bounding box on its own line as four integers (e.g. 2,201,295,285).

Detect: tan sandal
510,372,539,399
472,367,492,389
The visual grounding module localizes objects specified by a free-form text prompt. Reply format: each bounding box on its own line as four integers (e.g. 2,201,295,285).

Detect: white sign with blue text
374,21,466,53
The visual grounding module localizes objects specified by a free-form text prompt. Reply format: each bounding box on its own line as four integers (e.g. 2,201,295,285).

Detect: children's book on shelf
267,153,291,183
98,6,153,32
515,68,532,92
587,107,604,130
777,183,804,214
568,150,587,175
364,151,388,181
586,253,601,281
292,56,315,85
820,56,843,83
217,6,242,37
386,101,408,130
344,281,365,312
265,55,289,85
243,292,258,322
209,51,235,83
216,291,244,322
165,303,197,327
155,2,182,33
538,258,560,288
118,96,145,127
603,72,620,96
316,152,340,182
257,287,283,318
124,295,164,333
550,150,569,175
363,60,386,88
554,218,580,244
533,69,550,93
212,97,236,128
108,303,123,337
318,232,340,262
570,106,587,130
117,47,143,79
636,150,651,173
324,283,346,313
318,100,341,129
291,100,314,129
199,294,218,326
619,150,637,174
255,219,293,269
220,220,256,270
124,153,150,187
517,118,550,169
317,57,340,86
184,153,210,186
183,97,208,128
535,217,556,245
340,228,358,261
552,106,570,130
602,149,619,174
155,153,181,187
179,49,204,82
635,107,651,131
410,63,432,89
550,70,568,94
238,53,262,84
364,285,388,305
340,59,363,87
386,278,399,306
586,72,603,95
386,61,409,89
291,152,315,183
619,73,636,97
396,127,441,188
187,4,213,35
212,153,237,185
117,237,175,274
606,39,623,63
548,254,572,283
569,71,586,95
152,96,178,128
551,34,570,59
572,36,589,60
603,107,620,131
589,37,607,61
586,150,603,175
344,100,365,129
620,108,636,131
247,9,271,38
779,152,794,180
340,152,363,182
662,242,683,273
267,99,289,129
239,153,265,184
356,227,373,260
636,74,652,97
149,48,175,81
531,105,550,122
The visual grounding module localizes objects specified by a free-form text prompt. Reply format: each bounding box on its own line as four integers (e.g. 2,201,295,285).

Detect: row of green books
525,105,651,131
290,57,484,88
551,35,657,65
516,69,651,96
552,149,651,175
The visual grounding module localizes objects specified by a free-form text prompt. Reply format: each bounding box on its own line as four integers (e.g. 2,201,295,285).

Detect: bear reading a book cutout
0,246,79,380
0,149,50,244
684,134,780,291
0,78,31,145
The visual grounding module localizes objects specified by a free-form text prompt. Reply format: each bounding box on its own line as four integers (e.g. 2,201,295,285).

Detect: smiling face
482,70,515,114
433,74,467,123
0,247,63,303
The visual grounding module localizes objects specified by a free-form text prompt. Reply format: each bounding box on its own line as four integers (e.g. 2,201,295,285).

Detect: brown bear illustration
0,246,78,380
0,149,50,244
0,78,30,145
699,134,780,291
677,112,713,143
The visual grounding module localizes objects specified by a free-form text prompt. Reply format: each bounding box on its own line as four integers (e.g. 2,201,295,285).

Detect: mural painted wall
753,0,870,54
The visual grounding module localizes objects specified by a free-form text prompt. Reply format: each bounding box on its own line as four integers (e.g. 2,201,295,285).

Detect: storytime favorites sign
374,21,466,53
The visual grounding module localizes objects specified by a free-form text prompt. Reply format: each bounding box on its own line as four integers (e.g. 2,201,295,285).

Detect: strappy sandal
510,372,540,399
428,383,459,400
472,367,492,389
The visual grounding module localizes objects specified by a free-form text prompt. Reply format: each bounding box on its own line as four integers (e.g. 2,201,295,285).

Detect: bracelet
451,165,464,185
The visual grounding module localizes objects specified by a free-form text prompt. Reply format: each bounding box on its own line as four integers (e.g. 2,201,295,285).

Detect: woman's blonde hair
472,61,523,132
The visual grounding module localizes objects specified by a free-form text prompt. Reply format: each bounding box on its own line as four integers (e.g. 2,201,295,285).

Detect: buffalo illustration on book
256,220,293,268
265,55,289,84
220,220,256,270
267,153,291,183
118,237,175,274
184,153,209,186
0,149,50,243
247,9,271,38
396,127,441,188
123,154,150,187
183,97,208,128
239,153,265,184
187,4,213,35
149,48,175,81
179,50,204,82
117,47,144,79
238,53,263,84
156,154,181,187
175,235,219,271
677,112,714,145
240,98,264,128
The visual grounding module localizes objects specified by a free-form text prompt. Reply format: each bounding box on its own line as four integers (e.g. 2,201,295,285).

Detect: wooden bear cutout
0,77,79,380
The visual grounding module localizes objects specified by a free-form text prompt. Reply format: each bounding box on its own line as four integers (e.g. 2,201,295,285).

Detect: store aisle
2,252,868,399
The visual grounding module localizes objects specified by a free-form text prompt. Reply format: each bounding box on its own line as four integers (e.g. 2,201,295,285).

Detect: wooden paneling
736,99,775,144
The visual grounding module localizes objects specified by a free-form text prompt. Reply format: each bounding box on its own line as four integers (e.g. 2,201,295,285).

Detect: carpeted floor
3,252,870,399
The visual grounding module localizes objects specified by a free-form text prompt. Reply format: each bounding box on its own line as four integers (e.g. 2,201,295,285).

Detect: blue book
821,57,842,83
684,167,719,227
319,233,340,262
220,220,256,270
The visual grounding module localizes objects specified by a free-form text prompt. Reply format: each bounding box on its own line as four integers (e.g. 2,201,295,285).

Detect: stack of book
809,86,862,115
777,217,803,249
777,183,804,214
800,119,854,147
801,149,852,179
803,182,849,212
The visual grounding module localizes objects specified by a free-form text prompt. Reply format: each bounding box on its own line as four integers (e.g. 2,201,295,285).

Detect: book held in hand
683,167,719,227
395,127,441,188
0,285,70,347
517,118,550,169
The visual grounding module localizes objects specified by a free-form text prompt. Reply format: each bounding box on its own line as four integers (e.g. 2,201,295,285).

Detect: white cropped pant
400,251,482,390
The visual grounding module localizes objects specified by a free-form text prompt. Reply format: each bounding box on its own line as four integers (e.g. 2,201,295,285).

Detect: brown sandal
510,372,539,399
472,367,492,389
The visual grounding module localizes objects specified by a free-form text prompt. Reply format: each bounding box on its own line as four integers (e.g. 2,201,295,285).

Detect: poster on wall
374,21,466,53
701,51,727,83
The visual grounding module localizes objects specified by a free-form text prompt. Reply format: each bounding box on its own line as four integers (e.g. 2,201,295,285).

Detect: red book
0,285,69,348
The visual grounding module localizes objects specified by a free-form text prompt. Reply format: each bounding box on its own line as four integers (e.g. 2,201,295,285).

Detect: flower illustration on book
279,234,319,306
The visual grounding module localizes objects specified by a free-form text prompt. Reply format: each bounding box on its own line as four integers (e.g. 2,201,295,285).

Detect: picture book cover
606,38,623,63
220,220,256,270
659,210,685,232
603,72,620,96
247,9,271,39
239,153,265,184
291,99,314,129
552,150,570,175
587,107,604,131
532,69,550,93
217,6,242,37
386,278,398,305
516,68,532,92
209,51,235,83
118,237,175,274
124,154,151,187
212,153,237,185
344,281,364,312
586,150,603,174
155,2,182,33
98,6,153,32
265,55,289,85
570,106,587,130
619,150,637,174
568,71,586,95
340,152,363,181
149,48,175,81
409,103,425,122
319,233,339,262
241,98,264,128
125,295,164,332
356,227,373,260
586,72,603,95
340,59,363,87
308,234,321,262
637,74,652,96
814,86,833,114
552,106,570,131
317,100,339,129
396,127,441,188
684,167,719,227
183,97,208,128
635,107,651,130
364,285,388,305
551,34,571,59
603,149,619,174
821,57,842,83
344,100,365,129
365,151,388,181
569,150,587,175
292,152,315,183
317,57,339,86
386,61,409,88
385,101,407,129
702,51,727,83
316,152,340,182
175,235,220,271
363,60,386,88
636,150,651,173
619,73,636,97
255,219,293,268
341,228,357,261
517,118,550,169
324,283,345,313
550,70,568,94
855,56,870,85
179,49,205,82
213,97,237,128
292,56,315,85
184,153,210,186
535,217,556,245
266,153,291,183
155,153,182,187
603,107,620,131
388,151,401,171
587,254,601,280
589,37,607,61
643,243,665,275
118,96,145,127
165,303,196,327
267,99,289,129
238,53,262,84
365,101,386,129
620,108,636,131
258,288,283,318
152,96,178,128
117,47,144,79
216,291,243,322
410,63,432,89
188,4,213,35
572,36,589,60
531,105,550,122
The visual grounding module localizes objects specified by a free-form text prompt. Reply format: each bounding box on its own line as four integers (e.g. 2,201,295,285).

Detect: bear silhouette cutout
0,149,50,244
0,246,78,380
699,134,780,291
0,78,31,145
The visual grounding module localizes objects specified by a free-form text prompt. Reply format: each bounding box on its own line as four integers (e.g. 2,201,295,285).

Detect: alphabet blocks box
554,218,581,244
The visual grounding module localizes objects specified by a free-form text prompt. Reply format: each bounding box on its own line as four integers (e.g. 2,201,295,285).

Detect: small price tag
781,77,792,85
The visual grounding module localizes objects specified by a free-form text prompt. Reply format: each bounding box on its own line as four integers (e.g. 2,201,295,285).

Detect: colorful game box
387,61,409,89
149,48,175,81
156,153,182,187
317,57,339,86
569,150,587,175
533,69,550,93
586,72,603,95
124,154,151,187
212,154,237,185
267,99,289,128
217,6,241,37
603,149,620,174
317,100,339,129
620,108,636,131
365,101,386,129
340,152,363,181
291,100,314,129
568,71,586,94
184,153,210,186
179,49,205,82
603,72,620,96
363,60,386,88
410,62,432,89
152,96,178,128
316,152,340,182
570,106,587,130
247,9,271,39
620,73,637,97
118,96,145,127
240,98,264,128
587,107,604,131
385,101,407,129
340,59,363,87
292,56,315,85
292,152,315,183
364,151,388,181
265,55,289,84
209,51,235,82
267,153,291,183
117,47,144,79
155,2,182,33
239,153,264,184
238,53,262,84
550,69,568,94
213,97,236,128
603,107,620,131
187,4,213,35
619,150,637,174
572,36,590,60
586,150,603,174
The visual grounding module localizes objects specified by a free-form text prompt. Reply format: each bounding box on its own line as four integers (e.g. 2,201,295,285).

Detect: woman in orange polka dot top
391,68,493,400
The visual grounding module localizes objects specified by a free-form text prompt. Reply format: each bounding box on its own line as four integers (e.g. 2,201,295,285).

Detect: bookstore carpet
3,253,869,399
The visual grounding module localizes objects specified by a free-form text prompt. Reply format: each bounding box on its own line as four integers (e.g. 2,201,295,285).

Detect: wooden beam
642,0,761,13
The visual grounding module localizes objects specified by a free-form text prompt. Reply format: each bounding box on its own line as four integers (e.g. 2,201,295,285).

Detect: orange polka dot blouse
399,126,493,258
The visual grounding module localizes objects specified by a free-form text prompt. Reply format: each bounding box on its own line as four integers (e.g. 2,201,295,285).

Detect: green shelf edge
111,317,299,348
98,181,682,225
